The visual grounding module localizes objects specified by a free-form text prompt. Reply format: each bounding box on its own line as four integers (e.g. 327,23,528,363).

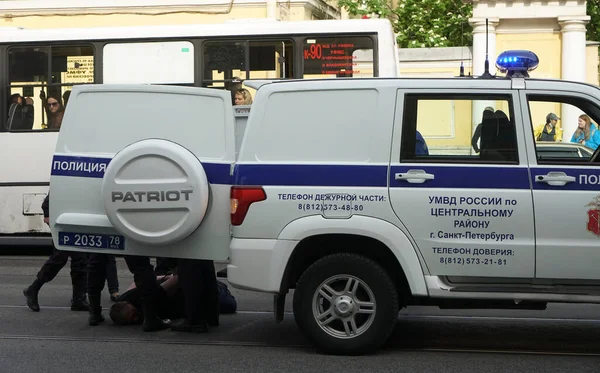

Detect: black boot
87,293,104,326
71,296,90,311
142,302,171,332
23,279,44,312
71,273,89,311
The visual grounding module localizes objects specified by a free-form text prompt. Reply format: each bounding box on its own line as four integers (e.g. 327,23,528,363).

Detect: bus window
103,41,194,85
302,36,375,79
52,46,94,85
248,40,294,80
203,39,294,105
203,41,247,86
9,47,48,86
7,45,94,131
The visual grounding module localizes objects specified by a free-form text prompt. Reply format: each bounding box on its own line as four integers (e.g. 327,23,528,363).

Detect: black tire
293,253,399,356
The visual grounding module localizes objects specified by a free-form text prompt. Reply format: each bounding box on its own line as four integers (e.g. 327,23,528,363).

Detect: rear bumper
227,238,297,293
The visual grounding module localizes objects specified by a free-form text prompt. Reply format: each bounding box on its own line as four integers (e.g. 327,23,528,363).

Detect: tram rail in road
1,303,599,357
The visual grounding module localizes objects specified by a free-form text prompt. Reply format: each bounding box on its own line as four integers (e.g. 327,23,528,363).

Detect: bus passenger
63,90,71,108
234,88,253,106
40,91,64,129
7,94,34,130
225,77,243,105
22,97,35,130
7,94,23,130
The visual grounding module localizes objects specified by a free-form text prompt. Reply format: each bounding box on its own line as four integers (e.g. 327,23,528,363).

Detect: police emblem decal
586,196,600,236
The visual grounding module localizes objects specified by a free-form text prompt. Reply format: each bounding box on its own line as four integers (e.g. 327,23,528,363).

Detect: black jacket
42,194,50,218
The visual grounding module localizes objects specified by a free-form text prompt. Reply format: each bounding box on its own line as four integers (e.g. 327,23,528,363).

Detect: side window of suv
525,94,600,165
399,93,519,164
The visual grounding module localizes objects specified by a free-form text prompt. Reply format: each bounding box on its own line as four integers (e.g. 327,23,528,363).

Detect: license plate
58,232,125,250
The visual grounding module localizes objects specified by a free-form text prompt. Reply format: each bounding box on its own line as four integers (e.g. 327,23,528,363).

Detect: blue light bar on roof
495,50,539,77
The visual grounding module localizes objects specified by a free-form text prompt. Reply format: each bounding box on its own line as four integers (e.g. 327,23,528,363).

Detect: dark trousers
87,253,156,304
155,257,177,275
105,255,119,294
177,259,219,324
36,248,87,300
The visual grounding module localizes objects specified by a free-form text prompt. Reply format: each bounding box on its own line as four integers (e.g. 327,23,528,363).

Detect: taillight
230,186,266,226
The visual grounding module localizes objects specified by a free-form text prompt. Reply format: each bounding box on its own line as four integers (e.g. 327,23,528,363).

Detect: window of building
6,44,94,131
400,94,518,164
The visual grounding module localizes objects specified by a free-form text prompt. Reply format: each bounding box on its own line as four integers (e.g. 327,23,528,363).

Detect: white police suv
50,51,600,355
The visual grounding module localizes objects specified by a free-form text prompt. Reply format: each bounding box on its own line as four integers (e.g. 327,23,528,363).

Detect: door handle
395,169,435,184
535,171,576,186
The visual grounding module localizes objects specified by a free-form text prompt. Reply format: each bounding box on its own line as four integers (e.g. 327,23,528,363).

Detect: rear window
254,88,379,162
61,90,228,159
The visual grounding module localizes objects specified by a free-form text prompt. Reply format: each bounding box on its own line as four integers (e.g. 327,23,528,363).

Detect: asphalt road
1,255,600,372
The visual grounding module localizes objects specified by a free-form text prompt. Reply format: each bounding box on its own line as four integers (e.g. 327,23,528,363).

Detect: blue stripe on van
51,155,600,191
51,155,232,185
232,164,532,189
233,164,389,187
51,155,111,179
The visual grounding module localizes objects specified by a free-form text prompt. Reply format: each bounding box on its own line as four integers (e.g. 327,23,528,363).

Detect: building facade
397,0,599,154
3,0,599,153
0,0,340,28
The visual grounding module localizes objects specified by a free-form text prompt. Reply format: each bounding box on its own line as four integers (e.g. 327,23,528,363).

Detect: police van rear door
49,84,235,260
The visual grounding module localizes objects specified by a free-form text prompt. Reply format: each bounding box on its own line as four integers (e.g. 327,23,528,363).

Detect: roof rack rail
243,80,276,90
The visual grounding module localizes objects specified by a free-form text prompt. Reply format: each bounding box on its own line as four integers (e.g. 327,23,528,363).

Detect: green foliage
338,0,473,48
588,0,600,42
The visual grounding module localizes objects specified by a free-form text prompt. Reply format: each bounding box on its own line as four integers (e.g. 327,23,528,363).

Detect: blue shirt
570,123,600,151
416,131,429,155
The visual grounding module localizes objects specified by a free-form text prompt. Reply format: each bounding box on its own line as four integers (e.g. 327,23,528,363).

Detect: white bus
0,18,401,246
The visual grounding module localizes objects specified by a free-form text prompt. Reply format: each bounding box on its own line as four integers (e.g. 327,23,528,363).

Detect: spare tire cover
101,139,209,246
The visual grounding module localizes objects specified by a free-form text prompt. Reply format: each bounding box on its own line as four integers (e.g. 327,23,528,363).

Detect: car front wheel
293,253,399,355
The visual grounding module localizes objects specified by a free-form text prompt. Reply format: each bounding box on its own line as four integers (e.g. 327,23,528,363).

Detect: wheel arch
277,215,429,299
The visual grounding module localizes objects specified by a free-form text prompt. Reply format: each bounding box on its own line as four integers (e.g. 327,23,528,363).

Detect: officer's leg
123,255,170,332
23,247,69,312
199,260,219,326
87,253,108,325
155,257,171,276
105,255,120,301
171,258,209,333
69,251,89,311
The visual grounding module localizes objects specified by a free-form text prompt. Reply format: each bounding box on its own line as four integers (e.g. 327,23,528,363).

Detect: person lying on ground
109,273,237,326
